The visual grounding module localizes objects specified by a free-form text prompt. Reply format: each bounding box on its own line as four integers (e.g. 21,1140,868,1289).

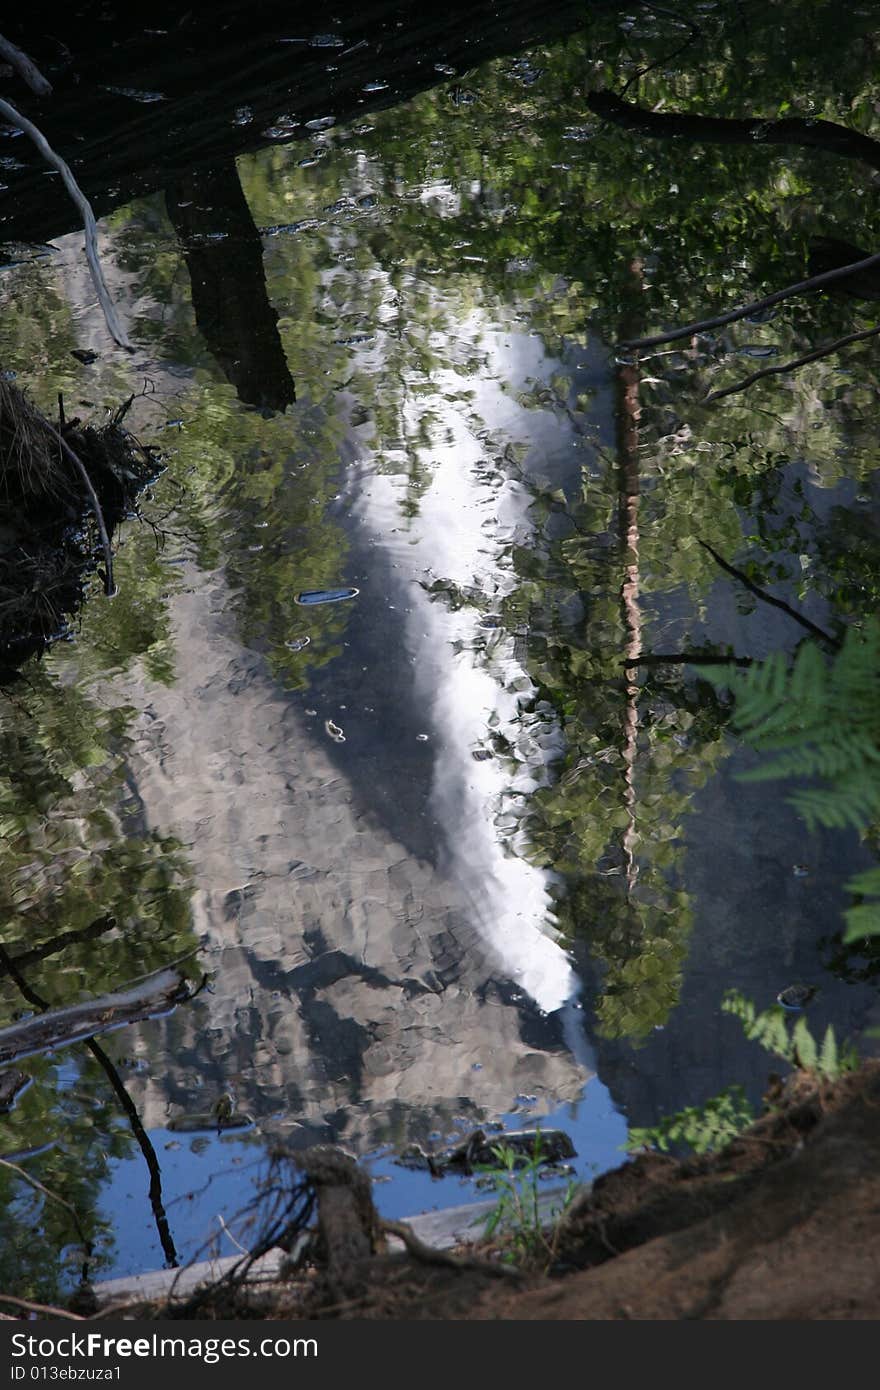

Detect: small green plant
627,1085,755,1156
625,991,859,1158
721,989,858,1079
478,1130,577,1268
702,618,880,941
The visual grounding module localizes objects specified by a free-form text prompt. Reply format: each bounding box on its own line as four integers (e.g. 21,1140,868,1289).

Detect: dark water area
1,2,880,1295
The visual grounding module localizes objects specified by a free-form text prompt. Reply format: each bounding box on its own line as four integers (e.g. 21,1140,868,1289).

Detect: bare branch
0,33,52,97
704,323,880,403
623,652,753,667
620,253,880,351
699,540,838,649
0,97,133,350
44,421,115,596
0,1294,84,1321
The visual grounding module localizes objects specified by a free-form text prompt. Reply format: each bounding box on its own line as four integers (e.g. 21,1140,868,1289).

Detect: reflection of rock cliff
114,566,590,1147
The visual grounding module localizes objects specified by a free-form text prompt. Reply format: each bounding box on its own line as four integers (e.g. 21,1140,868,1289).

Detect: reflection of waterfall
356,325,577,1015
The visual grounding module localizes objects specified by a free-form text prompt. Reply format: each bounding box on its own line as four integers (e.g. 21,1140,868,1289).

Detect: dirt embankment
131,1062,880,1321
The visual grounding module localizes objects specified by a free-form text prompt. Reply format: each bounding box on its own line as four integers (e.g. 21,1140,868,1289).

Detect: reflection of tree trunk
617,261,644,896
166,161,296,413
588,91,880,172
0,942,178,1271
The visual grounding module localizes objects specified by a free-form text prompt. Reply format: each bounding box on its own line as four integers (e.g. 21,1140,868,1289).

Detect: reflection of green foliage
705,621,880,939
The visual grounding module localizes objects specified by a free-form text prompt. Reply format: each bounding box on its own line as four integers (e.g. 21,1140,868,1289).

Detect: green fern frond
843,864,880,943
723,989,857,1079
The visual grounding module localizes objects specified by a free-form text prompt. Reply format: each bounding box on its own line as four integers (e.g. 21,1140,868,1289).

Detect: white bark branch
0,33,52,97
0,96,133,350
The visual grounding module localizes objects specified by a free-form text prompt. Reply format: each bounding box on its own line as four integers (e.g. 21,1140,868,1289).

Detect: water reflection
1,7,880,1289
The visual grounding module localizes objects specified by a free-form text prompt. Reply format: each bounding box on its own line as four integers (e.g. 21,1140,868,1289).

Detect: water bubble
284,636,311,652
306,115,336,131
416,733,429,742
233,105,254,126
362,81,389,93
325,718,346,743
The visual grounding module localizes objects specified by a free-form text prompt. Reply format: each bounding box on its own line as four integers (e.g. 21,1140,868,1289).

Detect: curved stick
0,33,52,97
0,96,132,350
44,421,115,597
620,251,880,350
704,323,880,403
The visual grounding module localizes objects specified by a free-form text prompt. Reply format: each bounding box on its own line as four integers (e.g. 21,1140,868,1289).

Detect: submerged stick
0,34,53,97
0,96,132,350
621,251,880,351
704,323,880,403
623,652,753,667
0,967,193,1065
699,540,838,650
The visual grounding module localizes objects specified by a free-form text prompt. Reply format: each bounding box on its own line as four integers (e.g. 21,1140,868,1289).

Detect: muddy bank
86,1062,880,1321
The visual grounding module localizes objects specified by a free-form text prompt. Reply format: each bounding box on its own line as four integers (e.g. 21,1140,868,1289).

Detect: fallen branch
589,90,880,171
620,252,880,351
0,96,132,350
699,540,838,650
0,967,193,1066
381,1217,521,1279
0,1294,84,1321
0,33,52,97
704,323,880,403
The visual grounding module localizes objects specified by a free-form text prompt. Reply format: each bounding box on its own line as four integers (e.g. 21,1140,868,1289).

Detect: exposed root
0,377,159,668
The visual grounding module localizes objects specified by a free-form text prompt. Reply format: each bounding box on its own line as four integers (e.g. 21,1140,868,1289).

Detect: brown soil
142,1061,880,1322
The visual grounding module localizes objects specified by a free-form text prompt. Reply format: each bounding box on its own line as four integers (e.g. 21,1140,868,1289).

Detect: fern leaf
819,1026,838,1080
792,1017,817,1070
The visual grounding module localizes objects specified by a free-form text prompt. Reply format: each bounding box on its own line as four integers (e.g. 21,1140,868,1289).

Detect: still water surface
1,13,879,1288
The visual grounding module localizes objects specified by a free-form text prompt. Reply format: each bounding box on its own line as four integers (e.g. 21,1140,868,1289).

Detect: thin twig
623,651,753,667
0,34,53,96
621,251,880,350
0,1294,84,1321
216,1213,251,1257
699,540,838,649
0,97,132,350
0,1157,90,1248
704,323,880,402
43,420,114,596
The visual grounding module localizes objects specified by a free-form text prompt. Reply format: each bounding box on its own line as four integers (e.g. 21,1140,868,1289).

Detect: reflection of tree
0,670,195,1293
166,162,296,413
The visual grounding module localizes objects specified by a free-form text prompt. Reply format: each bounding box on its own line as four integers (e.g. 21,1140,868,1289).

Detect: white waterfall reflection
354,316,577,1015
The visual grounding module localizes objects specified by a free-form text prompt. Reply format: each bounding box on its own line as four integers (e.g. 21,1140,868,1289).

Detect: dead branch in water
0,966,194,1066
621,252,880,351
699,540,838,650
704,323,880,403
0,96,132,350
0,33,52,97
